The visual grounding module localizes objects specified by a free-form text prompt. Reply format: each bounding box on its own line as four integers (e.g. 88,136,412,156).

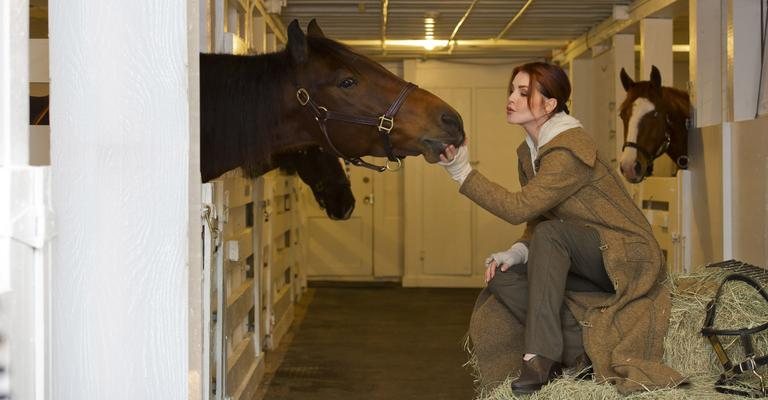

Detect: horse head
276,148,355,220
285,20,466,167
618,65,691,183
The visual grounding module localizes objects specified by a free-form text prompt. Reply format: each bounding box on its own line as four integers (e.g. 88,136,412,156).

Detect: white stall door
305,163,375,278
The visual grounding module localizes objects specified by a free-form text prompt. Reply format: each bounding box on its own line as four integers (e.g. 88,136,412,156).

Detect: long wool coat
459,127,684,394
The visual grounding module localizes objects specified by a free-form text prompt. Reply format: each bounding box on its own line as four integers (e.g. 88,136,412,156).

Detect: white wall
49,1,200,399
731,117,768,266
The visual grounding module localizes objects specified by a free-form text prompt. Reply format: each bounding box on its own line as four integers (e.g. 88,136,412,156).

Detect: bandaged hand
438,145,472,185
484,242,529,282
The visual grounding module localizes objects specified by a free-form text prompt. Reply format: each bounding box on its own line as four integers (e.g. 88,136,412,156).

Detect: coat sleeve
459,148,591,225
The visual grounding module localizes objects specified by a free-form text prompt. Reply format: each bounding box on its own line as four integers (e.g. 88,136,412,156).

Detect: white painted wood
721,122,732,260
640,19,673,86
727,0,762,121
612,34,639,200
591,48,617,167
305,164,374,278
29,39,49,83
252,16,267,54
552,0,677,64
640,18,675,177
0,0,29,166
403,60,524,287
49,1,198,399
0,167,52,400
372,161,404,278
28,125,50,166
689,0,722,128
569,57,594,136
730,117,768,266
635,170,692,274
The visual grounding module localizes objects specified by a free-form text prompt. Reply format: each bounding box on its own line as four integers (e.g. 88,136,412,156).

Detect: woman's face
506,72,549,127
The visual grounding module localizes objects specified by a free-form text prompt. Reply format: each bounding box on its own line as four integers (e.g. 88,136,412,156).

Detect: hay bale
468,268,768,399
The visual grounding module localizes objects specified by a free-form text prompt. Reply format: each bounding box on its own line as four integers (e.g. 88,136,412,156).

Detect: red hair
509,62,571,118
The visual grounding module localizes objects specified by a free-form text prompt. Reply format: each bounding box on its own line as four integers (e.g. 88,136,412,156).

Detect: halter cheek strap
296,83,417,172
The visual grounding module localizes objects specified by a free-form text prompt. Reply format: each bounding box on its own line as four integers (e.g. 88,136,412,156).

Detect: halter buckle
378,115,394,134
296,88,310,106
738,356,758,374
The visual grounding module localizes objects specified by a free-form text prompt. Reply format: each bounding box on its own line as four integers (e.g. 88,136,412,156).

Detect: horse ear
620,68,634,92
287,19,308,64
650,65,662,90
307,19,326,38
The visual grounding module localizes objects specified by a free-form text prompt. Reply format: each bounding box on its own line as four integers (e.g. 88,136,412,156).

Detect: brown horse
200,19,465,183
274,147,355,220
618,65,691,183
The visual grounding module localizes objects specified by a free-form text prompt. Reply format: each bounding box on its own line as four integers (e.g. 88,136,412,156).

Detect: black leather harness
702,273,768,397
296,83,417,172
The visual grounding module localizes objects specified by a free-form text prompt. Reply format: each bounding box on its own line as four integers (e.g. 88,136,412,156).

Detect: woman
439,62,683,394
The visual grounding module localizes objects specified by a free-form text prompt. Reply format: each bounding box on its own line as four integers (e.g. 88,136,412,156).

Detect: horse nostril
441,112,462,131
634,162,642,176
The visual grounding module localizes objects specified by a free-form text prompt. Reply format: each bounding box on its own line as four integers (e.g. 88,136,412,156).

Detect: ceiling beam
446,0,480,51
252,0,287,43
495,0,534,40
552,0,677,64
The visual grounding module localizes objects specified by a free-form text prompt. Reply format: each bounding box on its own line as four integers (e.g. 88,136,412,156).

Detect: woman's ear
544,97,558,114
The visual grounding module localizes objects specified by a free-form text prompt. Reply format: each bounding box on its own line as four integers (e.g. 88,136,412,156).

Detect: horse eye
338,77,357,89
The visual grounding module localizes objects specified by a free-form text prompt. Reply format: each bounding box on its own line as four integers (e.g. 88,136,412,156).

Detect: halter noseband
702,273,768,397
296,82,417,172
622,111,682,176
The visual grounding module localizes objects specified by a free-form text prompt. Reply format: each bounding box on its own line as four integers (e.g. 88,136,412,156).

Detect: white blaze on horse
618,65,691,183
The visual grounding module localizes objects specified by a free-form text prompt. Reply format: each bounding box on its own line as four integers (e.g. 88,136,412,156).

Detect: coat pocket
623,237,651,261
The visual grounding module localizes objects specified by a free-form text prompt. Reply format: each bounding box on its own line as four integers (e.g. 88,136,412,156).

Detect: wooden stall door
304,161,375,279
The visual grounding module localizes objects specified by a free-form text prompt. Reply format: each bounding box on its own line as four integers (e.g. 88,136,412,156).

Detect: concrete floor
256,286,480,400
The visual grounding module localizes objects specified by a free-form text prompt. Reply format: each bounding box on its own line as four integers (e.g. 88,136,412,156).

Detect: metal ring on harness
385,158,402,172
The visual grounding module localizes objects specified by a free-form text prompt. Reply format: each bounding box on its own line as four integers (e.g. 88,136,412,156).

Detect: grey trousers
486,220,614,365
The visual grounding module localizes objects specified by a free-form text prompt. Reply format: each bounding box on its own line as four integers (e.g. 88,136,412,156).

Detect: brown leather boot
510,355,562,394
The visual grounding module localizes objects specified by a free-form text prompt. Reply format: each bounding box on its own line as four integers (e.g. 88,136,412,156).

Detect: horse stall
3,0,768,399
199,2,307,399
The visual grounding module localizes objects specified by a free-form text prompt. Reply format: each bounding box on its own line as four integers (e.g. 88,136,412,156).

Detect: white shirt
524,112,583,175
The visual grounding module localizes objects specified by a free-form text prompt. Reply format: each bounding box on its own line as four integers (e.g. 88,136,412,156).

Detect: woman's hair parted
509,62,572,117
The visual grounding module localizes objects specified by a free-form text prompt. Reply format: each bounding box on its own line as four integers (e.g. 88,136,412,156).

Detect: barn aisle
257,286,480,400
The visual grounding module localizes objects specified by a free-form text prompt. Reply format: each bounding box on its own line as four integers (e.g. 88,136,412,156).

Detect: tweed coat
459,127,684,394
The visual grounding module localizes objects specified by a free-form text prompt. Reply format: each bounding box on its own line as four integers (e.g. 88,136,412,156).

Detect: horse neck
200,52,315,181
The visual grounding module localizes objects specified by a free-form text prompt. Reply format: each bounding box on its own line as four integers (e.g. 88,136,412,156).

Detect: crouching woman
439,62,683,394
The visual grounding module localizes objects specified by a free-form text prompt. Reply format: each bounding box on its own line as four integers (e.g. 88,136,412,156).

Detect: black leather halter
296,82,417,172
702,273,768,397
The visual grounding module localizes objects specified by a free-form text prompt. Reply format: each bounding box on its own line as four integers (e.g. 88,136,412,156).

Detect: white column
569,57,594,135
689,0,723,127
613,34,634,168
49,1,200,399
639,19,673,85
0,0,29,165
640,18,674,177
727,0,762,122
252,16,267,54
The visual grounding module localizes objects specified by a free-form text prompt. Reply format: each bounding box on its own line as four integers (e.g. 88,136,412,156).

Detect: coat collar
517,128,597,177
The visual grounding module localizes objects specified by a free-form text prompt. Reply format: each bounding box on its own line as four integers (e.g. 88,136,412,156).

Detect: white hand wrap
484,242,529,268
437,145,472,185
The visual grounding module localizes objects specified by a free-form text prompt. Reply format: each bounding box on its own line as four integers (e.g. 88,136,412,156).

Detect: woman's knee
531,220,562,243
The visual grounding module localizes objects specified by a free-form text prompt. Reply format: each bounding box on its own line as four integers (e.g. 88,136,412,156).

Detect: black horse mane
200,34,391,182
